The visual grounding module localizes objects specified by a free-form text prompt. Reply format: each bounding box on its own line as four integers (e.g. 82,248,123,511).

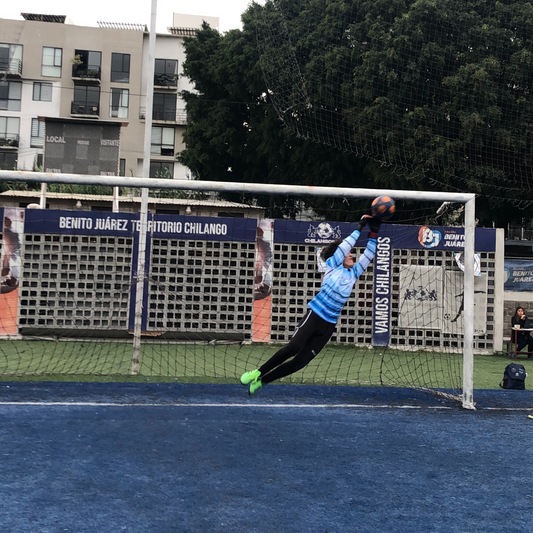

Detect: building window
154,59,178,87
119,159,126,177
151,127,174,156
0,116,20,147
110,88,129,118
150,161,174,179
0,151,17,170
72,85,100,115
0,81,22,111
31,118,45,148
153,93,177,121
42,47,62,77
111,53,130,83
72,49,102,80
33,82,53,101
0,43,23,75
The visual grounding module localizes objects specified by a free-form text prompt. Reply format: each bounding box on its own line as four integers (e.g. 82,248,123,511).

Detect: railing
507,226,533,241
140,107,187,124
71,102,100,116
153,107,176,121
72,65,101,80
154,74,178,87
0,134,20,148
0,58,22,76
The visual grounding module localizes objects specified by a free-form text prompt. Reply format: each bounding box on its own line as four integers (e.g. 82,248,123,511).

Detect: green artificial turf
0,338,529,390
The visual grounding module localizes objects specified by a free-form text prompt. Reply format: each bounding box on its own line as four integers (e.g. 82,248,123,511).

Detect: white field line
0,401,530,411
1,401,447,408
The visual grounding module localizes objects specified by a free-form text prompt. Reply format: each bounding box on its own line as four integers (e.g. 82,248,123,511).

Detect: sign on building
43,118,120,176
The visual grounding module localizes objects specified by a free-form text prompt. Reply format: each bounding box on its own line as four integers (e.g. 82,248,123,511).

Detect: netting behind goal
255,0,533,206
0,181,499,403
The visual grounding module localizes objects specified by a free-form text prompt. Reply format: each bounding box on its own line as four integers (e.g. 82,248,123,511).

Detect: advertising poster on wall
442,271,488,336
504,259,533,292
253,219,274,342
0,207,23,335
398,265,444,330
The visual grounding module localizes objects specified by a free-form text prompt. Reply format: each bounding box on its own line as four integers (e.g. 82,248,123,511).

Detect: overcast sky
1,0,256,33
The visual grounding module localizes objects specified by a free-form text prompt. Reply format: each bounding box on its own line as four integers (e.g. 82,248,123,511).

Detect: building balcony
154,74,178,88
140,107,187,124
0,135,20,148
71,102,100,117
0,58,22,77
72,65,101,81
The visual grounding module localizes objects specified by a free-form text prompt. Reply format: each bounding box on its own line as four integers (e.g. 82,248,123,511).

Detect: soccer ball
371,196,395,220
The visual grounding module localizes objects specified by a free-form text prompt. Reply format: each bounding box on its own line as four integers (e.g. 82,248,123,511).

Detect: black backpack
500,363,527,390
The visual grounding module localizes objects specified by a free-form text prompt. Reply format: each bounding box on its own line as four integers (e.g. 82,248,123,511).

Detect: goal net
255,0,533,209
0,171,490,408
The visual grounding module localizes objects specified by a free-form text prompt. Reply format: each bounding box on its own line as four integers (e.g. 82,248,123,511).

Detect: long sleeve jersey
308,229,377,324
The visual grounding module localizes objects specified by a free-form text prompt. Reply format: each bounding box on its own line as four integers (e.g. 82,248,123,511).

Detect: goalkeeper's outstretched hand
368,216,382,236
358,214,372,233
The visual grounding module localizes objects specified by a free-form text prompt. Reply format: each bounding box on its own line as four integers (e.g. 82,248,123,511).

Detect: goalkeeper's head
320,239,342,261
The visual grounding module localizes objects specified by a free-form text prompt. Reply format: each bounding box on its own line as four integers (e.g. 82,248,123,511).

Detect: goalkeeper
241,215,381,394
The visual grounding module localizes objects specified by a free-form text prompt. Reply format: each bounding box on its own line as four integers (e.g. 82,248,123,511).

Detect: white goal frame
0,170,476,409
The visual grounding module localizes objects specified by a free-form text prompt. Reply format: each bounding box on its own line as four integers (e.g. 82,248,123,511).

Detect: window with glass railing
110,88,129,118
151,126,175,156
154,59,178,87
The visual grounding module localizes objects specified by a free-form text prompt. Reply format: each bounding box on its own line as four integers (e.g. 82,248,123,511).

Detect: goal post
0,169,476,408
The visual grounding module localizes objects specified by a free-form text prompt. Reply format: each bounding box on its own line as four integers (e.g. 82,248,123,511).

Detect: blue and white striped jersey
308,229,377,324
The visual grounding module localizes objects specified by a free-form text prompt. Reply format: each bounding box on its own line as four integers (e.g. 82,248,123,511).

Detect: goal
0,170,486,408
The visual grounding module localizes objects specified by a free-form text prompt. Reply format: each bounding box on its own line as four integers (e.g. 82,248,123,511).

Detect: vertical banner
398,265,444,330
253,219,274,342
127,215,149,332
0,207,24,335
372,236,393,346
443,271,487,335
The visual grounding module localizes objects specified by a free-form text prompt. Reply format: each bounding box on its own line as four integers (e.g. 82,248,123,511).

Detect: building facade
0,12,215,180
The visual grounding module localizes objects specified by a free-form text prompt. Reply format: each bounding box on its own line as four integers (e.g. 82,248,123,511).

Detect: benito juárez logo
418,226,441,248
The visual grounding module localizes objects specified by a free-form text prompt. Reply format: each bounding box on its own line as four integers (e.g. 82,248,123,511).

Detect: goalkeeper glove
368,216,381,239
358,214,372,233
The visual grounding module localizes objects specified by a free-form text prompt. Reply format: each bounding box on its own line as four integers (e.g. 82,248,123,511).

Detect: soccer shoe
240,369,261,385
249,378,263,395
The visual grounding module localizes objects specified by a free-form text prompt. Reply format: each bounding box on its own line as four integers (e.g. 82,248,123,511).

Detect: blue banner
372,236,393,346
273,220,496,251
23,210,258,242
504,259,533,291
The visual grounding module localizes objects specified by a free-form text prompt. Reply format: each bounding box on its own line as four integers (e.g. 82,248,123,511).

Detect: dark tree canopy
179,1,533,226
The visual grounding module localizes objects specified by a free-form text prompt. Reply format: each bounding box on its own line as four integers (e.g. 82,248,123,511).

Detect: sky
0,0,256,34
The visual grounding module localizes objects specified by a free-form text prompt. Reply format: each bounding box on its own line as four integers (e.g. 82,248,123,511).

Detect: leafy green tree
179,16,382,221
180,1,533,226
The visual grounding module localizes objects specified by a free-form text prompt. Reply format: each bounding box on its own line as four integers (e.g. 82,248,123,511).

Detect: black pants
259,309,336,384
516,333,533,355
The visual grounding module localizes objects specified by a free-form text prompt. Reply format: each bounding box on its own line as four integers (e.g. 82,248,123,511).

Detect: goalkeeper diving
241,213,381,394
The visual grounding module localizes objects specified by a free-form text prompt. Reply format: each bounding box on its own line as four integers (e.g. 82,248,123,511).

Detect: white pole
112,186,119,212
39,182,46,209
462,196,476,409
132,0,157,375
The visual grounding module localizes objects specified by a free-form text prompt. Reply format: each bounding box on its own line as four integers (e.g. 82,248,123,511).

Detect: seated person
511,306,533,359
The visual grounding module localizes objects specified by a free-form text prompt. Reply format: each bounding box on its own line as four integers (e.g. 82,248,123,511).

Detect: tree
179,16,401,221
179,1,533,226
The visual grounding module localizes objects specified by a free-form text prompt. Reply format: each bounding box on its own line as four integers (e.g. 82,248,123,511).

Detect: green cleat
240,369,261,385
249,378,263,395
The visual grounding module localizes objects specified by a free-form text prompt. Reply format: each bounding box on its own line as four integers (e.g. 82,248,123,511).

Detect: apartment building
0,12,218,180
